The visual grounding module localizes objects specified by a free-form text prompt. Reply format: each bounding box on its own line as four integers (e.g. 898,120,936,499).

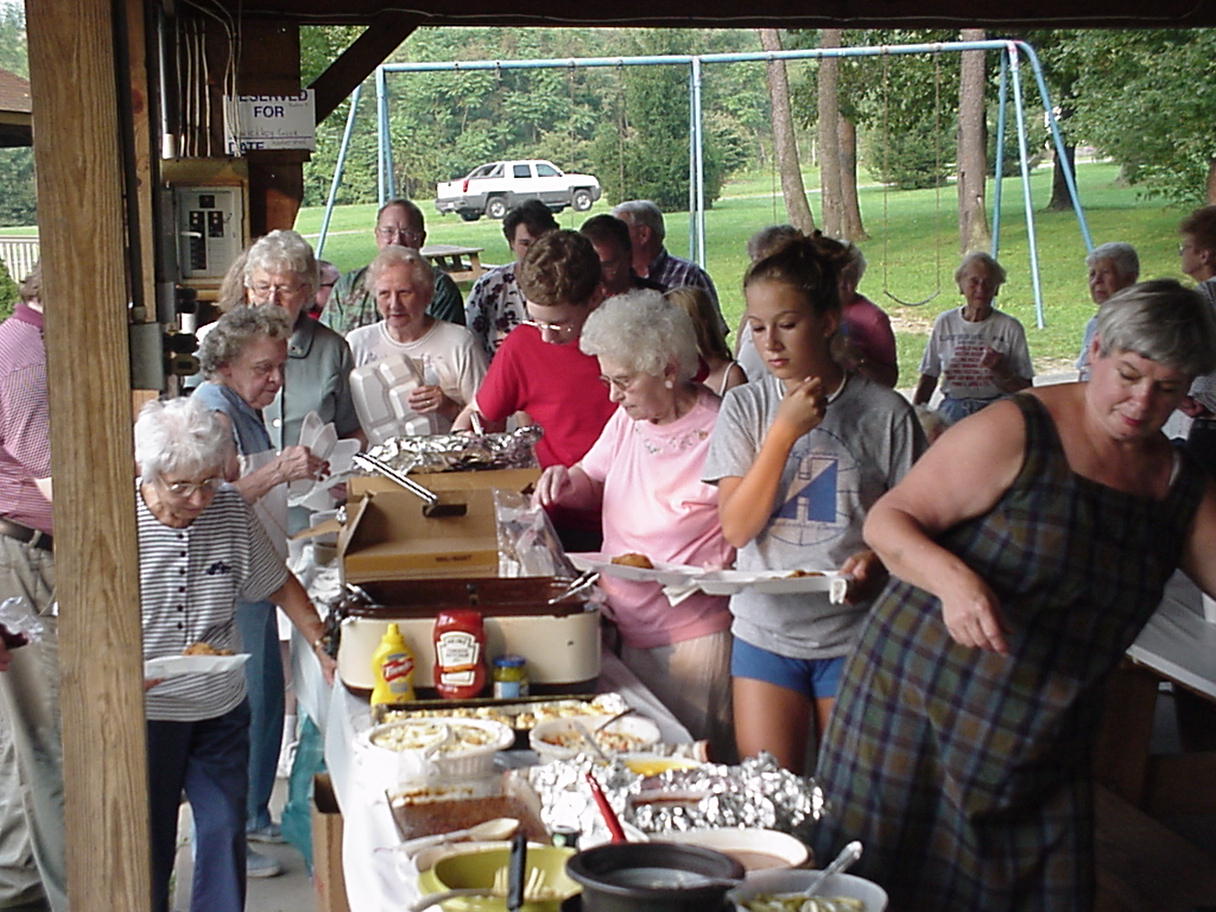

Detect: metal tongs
352,452,467,517
547,568,599,605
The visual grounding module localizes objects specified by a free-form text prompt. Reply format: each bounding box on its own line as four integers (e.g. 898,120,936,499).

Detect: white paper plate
144,653,251,677
569,551,704,587
697,569,851,599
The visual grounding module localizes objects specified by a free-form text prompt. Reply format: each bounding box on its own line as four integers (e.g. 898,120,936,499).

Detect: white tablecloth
1128,571,1216,700
311,651,691,912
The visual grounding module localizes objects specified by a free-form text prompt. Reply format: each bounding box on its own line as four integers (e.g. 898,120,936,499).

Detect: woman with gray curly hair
193,305,328,874
535,290,735,756
135,397,334,912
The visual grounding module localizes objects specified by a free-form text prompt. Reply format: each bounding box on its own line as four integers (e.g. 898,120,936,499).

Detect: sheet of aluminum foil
363,426,543,474
527,753,826,845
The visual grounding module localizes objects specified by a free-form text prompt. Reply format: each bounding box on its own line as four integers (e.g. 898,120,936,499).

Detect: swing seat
882,288,941,307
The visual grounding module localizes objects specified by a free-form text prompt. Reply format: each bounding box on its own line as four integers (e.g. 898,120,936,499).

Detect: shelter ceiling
198,0,1216,28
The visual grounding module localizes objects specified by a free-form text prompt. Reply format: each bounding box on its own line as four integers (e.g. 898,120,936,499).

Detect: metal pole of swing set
687,64,697,261
376,66,388,206
991,51,1008,258
1008,43,1047,330
317,84,363,258
691,57,707,265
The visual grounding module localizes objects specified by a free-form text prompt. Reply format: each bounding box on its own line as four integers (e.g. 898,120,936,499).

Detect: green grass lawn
297,160,1193,385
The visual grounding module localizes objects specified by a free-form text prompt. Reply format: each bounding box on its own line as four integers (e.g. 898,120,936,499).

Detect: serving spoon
399,816,521,856
786,840,863,898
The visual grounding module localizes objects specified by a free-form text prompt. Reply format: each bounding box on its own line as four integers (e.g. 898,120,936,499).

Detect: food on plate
611,552,654,569
739,896,866,912
785,570,826,579
183,641,233,656
370,719,502,754
538,726,649,753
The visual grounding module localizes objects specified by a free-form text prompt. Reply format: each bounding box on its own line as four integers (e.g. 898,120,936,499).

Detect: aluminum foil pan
527,752,826,845
363,425,543,474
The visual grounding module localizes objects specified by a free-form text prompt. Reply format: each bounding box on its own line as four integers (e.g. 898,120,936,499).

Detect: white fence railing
0,237,39,283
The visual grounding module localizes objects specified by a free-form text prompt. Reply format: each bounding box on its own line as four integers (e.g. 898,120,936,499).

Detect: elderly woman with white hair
345,245,487,432
193,305,328,872
136,397,335,912
1076,242,1140,380
535,290,735,755
913,251,1034,424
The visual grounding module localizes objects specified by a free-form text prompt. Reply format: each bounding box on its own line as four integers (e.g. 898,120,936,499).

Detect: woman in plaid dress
813,280,1216,910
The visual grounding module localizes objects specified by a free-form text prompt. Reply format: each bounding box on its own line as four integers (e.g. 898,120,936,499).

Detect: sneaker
246,822,285,844
245,847,283,879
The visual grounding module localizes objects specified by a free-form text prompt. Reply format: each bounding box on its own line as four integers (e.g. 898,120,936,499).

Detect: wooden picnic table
420,243,487,283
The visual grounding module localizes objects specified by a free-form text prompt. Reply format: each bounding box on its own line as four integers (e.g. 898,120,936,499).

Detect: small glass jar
492,654,529,699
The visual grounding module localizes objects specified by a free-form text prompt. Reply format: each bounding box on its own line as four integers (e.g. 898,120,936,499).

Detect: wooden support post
26,1,151,910
309,12,419,122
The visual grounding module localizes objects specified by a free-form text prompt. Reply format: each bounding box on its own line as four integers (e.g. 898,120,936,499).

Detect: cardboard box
340,468,540,582
311,774,350,912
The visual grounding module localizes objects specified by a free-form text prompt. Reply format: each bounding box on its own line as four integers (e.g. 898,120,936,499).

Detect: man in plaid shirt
0,262,67,911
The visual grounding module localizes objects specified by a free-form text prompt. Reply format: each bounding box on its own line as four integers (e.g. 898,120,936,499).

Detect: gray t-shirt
703,373,926,659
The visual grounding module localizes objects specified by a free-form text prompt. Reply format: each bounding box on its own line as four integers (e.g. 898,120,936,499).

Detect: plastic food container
728,868,889,911
528,714,661,763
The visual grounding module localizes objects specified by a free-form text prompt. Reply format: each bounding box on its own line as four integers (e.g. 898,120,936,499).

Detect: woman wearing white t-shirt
534,291,735,757
345,246,487,433
914,252,1034,425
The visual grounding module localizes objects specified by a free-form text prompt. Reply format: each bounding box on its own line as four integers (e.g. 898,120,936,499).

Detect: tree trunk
957,29,990,253
759,29,815,233
818,29,843,238
1046,138,1077,211
838,116,868,241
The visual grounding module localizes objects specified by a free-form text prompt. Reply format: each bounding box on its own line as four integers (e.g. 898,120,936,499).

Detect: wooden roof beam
309,12,420,123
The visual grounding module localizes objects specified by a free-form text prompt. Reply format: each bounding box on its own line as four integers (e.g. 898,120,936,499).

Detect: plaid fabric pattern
813,394,1205,911
0,304,52,534
321,264,464,336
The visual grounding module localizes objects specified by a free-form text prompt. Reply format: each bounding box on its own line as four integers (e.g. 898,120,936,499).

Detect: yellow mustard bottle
370,623,416,706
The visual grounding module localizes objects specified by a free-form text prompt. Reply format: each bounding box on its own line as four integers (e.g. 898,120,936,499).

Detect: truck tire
459,211,480,222
572,189,594,212
486,196,508,220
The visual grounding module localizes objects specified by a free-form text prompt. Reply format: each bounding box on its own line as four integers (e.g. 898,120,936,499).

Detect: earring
664,379,674,389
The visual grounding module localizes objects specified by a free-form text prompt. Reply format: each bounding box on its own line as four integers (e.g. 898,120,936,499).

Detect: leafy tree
0,6,34,228
1071,29,1216,205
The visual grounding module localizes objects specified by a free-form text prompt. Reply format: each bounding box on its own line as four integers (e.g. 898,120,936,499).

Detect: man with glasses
322,199,464,336
0,263,68,911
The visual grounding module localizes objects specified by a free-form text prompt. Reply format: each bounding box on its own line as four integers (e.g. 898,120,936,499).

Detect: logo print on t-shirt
767,431,861,548
775,455,837,525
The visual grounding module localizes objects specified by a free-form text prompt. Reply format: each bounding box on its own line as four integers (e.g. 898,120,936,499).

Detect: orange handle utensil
585,771,627,843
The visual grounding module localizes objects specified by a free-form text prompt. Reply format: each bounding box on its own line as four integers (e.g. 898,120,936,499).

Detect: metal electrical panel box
175,184,243,280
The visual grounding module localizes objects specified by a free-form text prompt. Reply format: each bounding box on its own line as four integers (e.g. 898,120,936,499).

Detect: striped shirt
138,482,288,722
0,302,52,534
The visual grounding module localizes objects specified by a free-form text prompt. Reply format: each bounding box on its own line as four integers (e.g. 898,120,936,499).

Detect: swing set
318,39,1092,329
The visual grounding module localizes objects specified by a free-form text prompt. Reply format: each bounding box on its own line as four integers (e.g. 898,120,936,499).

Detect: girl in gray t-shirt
703,234,925,773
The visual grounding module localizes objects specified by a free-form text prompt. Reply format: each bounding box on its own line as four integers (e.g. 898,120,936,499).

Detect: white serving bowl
528,713,660,763
359,716,514,784
660,828,809,875
729,868,888,911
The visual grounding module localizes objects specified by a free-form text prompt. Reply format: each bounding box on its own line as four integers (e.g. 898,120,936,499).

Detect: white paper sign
225,91,316,154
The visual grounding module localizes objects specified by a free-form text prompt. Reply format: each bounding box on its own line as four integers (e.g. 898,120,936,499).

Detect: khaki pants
0,537,65,911
621,630,735,762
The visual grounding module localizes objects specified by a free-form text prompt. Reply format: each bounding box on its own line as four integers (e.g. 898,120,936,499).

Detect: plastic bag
494,490,577,578
0,596,46,649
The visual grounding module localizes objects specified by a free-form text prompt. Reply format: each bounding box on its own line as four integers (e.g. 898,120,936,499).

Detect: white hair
244,229,319,291
579,290,700,381
1096,279,1216,377
366,244,435,289
135,397,233,484
1086,242,1139,282
611,200,666,243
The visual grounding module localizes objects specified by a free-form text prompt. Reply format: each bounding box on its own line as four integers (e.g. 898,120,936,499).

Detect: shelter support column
26,0,151,910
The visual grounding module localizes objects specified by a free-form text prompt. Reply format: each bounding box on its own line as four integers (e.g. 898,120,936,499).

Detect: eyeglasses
249,281,306,298
161,476,224,497
599,373,639,393
376,227,425,245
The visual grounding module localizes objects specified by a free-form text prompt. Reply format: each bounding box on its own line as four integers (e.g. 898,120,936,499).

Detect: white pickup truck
434,159,602,221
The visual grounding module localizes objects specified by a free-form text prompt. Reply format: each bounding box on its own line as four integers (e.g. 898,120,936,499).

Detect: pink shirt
842,294,897,374
580,387,733,648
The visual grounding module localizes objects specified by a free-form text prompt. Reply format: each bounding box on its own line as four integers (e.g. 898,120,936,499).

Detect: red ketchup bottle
433,609,488,699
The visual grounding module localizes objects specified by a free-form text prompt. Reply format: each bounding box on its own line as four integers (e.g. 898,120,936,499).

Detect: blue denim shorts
731,637,845,699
